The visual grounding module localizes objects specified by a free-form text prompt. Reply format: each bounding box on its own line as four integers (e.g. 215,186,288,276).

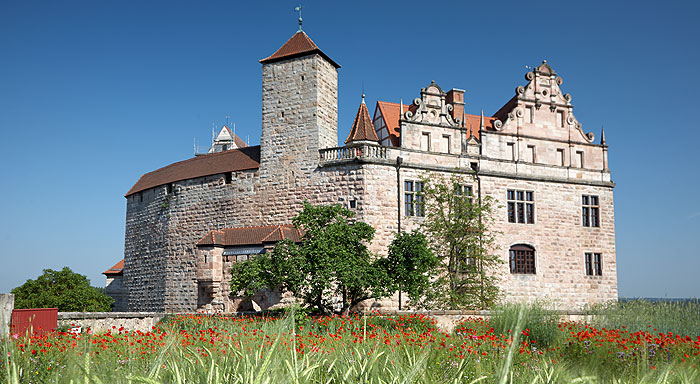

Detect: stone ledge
58,312,167,320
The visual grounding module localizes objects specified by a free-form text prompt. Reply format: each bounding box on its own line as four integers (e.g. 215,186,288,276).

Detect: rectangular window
421,133,431,152
442,134,451,154
527,145,536,163
585,253,602,276
507,142,516,161
507,189,534,224
349,199,357,209
557,111,565,127
166,183,173,194
404,180,425,217
557,148,565,166
525,107,533,123
582,195,600,227
510,246,536,274
576,151,584,168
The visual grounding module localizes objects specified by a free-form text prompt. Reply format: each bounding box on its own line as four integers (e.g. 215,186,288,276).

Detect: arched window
509,244,536,274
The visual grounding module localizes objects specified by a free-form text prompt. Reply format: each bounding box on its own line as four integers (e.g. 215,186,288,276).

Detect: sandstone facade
121,31,616,312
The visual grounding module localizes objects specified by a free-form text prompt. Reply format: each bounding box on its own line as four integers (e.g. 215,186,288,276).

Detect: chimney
446,88,465,123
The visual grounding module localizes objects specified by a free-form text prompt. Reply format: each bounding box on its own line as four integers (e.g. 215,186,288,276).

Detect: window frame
582,195,600,227
404,180,425,217
585,252,603,276
507,189,535,224
509,244,536,274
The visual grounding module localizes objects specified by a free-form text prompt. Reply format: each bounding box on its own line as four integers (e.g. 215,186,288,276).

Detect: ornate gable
403,81,461,127
491,61,595,144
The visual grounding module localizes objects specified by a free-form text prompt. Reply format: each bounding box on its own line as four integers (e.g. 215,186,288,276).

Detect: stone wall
124,169,261,312
105,275,128,312
58,312,165,334
0,294,13,338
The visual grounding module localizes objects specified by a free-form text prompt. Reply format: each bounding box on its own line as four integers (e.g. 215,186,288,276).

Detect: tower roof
345,96,379,144
260,31,340,68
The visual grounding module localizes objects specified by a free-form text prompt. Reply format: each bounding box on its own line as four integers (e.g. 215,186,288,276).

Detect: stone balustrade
319,143,389,165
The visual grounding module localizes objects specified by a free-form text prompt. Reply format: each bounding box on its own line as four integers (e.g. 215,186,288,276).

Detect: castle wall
105,275,128,312
124,169,261,312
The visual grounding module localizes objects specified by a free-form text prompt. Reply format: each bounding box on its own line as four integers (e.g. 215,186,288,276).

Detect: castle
113,29,617,312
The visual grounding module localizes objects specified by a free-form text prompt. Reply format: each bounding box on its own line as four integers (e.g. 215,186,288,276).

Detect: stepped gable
125,145,260,196
103,260,124,276
196,225,302,247
260,31,340,68
345,96,379,143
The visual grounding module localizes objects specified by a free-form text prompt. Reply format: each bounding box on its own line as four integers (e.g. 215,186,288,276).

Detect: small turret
345,94,379,144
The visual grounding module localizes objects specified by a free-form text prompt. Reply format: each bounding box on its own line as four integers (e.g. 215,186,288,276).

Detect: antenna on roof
225,115,230,127
194,138,196,156
212,123,216,143
294,5,303,31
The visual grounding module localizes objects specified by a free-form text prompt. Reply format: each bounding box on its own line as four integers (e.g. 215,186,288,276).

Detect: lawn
2,301,699,383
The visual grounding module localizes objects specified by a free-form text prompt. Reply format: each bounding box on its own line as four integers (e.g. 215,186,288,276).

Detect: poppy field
2,303,699,383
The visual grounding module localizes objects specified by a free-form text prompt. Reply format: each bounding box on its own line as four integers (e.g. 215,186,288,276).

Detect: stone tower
259,31,340,179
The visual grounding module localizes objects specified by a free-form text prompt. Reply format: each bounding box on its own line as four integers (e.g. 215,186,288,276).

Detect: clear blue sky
1,1,698,298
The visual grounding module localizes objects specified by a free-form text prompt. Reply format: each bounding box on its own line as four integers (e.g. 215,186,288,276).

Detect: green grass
1,305,698,383
591,299,700,337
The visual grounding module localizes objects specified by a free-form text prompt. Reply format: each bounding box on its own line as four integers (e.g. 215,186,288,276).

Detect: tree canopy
12,267,114,312
231,202,391,314
382,230,438,309
420,174,501,309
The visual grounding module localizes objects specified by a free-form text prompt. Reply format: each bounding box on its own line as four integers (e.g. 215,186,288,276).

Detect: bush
489,302,561,348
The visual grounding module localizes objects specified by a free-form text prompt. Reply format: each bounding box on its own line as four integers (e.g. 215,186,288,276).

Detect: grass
1,303,698,383
591,299,700,337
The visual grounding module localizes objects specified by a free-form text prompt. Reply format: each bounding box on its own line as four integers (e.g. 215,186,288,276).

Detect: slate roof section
125,146,260,196
345,99,379,143
260,31,340,68
196,225,302,247
103,260,124,276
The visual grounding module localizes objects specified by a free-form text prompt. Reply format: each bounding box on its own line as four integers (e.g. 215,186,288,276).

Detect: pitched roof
345,99,379,143
375,101,413,147
103,260,124,276
222,126,248,148
196,225,302,247
260,31,340,68
374,101,493,143
125,145,260,197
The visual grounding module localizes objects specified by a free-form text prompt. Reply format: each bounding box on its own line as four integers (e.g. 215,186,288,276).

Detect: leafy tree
231,202,390,315
381,230,438,309
12,267,114,312
420,174,501,309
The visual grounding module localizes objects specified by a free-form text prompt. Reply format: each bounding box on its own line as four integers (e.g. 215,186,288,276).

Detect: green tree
12,267,114,312
420,174,501,309
231,202,390,315
381,231,438,310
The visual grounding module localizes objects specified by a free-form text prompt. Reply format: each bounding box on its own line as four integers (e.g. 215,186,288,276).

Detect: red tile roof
196,225,302,247
375,101,493,143
125,146,260,197
260,31,340,68
103,259,124,276
375,101,413,147
345,99,379,143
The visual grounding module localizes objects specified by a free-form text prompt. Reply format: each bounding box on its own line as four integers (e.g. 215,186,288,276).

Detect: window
455,246,477,273
509,244,536,274
507,190,534,224
582,195,600,227
442,134,451,154
557,111,565,127
349,199,357,209
404,180,425,217
166,183,173,194
507,142,516,161
525,106,533,123
576,151,584,168
454,184,473,216
527,145,536,163
585,253,602,276
225,173,232,184
421,133,431,151
557,148,565,166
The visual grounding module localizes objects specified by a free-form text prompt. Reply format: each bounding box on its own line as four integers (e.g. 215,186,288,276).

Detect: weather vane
294,5,303,31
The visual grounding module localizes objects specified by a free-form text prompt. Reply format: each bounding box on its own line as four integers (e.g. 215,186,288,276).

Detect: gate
10,308,58,336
